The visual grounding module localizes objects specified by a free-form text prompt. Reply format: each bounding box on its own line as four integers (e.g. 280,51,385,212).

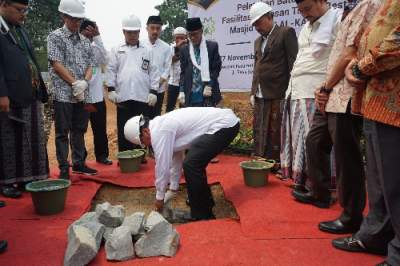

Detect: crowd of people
0,0,399,264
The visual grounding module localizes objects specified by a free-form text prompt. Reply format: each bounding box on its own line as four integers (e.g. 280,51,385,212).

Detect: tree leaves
155,0,188,43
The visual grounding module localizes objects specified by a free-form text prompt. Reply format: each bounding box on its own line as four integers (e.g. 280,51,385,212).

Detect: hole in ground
91,183,239,224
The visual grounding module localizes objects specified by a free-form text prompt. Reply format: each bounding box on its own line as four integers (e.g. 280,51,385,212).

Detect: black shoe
376,262,391,266
0,240,7,253
72,165,98,176
0,186,22,199
96,158,113,165
319,219,361,234
185,198,190,206
292,184,309,193
59,168,70,179
291,190,331,208
0,201,5,208
332,236,387,256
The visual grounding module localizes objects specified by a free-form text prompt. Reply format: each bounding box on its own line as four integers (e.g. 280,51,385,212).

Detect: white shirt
142,37,172,93
256,25,276,98
106,42,159,103
168,44,181,86
150,107,240,200
286,8,342,100
87,36,108,104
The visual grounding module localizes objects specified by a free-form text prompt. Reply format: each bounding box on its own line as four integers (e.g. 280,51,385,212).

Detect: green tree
155,0,188,43
25,0,62,70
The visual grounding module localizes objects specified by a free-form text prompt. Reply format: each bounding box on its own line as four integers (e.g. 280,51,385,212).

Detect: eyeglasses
10,4,29,15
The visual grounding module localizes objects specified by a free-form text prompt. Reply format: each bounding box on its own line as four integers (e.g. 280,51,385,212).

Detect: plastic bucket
117,149,145,173
25,179,71,215
240,160,275,187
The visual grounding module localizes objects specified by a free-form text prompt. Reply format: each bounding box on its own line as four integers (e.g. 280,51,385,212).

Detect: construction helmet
122,14,141,31
249,2,273,25
124,115,143,146
173,27,187,36
58,0,86,18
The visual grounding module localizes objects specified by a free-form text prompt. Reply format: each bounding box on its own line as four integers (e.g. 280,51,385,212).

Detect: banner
188,0,345,91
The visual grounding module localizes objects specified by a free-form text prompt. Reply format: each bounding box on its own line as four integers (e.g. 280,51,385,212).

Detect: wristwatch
352,64,369,81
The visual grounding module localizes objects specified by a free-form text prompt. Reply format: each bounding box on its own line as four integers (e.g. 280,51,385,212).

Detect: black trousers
117,100,149,152
306,108,365,224
54,101,89,170
149,92,165,119
166,85,179,113
183,122,240,219
89,100,109,160
355,119,400,265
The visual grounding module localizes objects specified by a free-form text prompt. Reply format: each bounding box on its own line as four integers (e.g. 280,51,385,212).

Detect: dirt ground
91,183,239,223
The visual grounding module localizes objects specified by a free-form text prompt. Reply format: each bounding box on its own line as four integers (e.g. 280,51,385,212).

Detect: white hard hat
58,0,86,18
173,27,187,36
124,115,143,146
122,14,141,31
250,2,273,25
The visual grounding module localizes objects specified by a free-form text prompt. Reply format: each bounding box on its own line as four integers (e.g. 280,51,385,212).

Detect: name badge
141,58,150,71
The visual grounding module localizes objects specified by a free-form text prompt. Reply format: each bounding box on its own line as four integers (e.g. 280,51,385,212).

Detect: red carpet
0,155,383,265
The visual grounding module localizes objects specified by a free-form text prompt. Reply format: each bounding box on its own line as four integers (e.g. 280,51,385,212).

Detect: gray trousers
54,101,89,170
355,119,400,265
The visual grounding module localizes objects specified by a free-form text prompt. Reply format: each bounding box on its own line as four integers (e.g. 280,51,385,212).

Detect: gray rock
122,212,145,235
135,211,180,257
95,202,125,227
105,226,135,261
103,227,115,241
144,211,169,231
64,225,100,266
162,206,192,224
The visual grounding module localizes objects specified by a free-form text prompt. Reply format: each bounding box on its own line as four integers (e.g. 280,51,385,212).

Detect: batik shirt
47,25,94,103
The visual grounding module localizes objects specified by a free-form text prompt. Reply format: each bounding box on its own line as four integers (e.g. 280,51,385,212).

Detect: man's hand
72,80,88,102
154,199,164,212
178,92,185,105
108,91,119,103
314,85,330,113
345,59,366,90
203,85,212,97
0,96,10,112
148,93,157,107
250,95,255,107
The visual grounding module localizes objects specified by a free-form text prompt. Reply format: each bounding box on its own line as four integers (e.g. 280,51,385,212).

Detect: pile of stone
64,202,180,266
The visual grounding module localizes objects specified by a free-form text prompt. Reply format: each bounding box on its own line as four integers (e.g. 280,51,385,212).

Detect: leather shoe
292,190,331,208
376,262,391,266
0,200,5,208
0,240,7,253
0,186,22,198
332,236,387,256
59,169,70,180
96,158,113,165
319,219,361,234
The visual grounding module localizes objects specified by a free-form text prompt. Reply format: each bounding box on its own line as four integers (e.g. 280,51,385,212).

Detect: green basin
117,149,145,173
240,160,275,187
25,179,71,215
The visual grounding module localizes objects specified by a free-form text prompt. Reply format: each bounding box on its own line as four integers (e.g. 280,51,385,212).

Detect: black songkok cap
146,15,163,25
10,0,29,4
185,17,202,32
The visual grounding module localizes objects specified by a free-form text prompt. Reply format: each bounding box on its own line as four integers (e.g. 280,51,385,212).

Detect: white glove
164,190,177,203
178,92,185,105
72,80,88,96
203,85,212,97
147,93,157,107
108,91,118,103
250,95,255,107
